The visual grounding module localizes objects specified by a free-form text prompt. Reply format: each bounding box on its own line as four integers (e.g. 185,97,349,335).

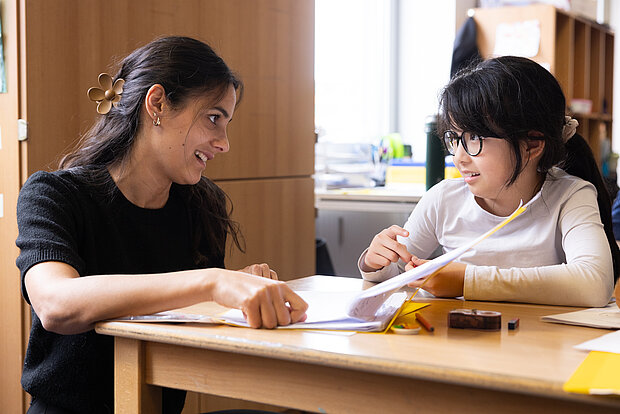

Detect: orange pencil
415,313,434,332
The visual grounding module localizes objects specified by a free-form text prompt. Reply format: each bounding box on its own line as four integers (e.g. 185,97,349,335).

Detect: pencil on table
415,313,434,332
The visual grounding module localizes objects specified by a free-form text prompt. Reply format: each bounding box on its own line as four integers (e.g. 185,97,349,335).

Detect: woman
16,36,307,414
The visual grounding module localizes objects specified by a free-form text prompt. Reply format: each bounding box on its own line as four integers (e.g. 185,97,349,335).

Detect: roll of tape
448,309,502,330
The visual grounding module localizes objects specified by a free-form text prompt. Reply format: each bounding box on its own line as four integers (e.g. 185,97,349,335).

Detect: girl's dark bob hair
438,55,565,185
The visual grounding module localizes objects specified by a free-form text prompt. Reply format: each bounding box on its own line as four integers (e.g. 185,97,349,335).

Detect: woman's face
157,85,237,185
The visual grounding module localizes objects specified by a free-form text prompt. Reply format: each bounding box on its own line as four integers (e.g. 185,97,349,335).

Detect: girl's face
451,131,520,209
157,85,236,185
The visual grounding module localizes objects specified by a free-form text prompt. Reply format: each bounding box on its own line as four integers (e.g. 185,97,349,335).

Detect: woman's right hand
362,225,413,272
211,270,308,329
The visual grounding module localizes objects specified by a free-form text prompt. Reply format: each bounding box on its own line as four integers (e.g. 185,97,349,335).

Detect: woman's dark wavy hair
59,36,244,267
438,55,619,282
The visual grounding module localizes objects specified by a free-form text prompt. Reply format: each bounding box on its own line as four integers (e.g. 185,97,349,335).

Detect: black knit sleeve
16,171,86,304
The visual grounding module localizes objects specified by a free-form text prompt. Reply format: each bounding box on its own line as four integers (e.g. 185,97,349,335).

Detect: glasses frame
443,130,486,157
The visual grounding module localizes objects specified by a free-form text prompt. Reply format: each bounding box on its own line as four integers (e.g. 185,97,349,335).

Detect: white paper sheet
575,330,620,354
112,311,217,323
493,20,540,58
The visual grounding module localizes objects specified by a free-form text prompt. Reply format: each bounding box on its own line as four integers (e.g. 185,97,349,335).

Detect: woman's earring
153,112,161,126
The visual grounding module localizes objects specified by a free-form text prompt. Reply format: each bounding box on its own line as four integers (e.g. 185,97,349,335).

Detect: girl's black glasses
443,130,486,157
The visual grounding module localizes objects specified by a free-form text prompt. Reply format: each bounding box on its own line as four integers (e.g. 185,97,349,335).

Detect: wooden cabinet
473,4,614,160
21,0,315,180
0,1,315,412
220,177,315,278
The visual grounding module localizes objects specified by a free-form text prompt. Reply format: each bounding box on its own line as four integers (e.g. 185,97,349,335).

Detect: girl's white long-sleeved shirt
358,168,613,307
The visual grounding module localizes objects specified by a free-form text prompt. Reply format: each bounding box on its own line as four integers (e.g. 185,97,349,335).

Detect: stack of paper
217,290,408,332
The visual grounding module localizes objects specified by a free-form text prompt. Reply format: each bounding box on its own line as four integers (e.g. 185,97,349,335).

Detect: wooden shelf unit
473,4,614,162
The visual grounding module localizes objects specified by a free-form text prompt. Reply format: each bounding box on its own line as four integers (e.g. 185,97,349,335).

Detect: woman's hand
238,263,278,280
615,281,620,309
406,258,467,298
362,225,413,272
212,270,308,329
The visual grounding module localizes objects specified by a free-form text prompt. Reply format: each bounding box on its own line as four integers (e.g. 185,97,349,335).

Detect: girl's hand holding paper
407,259,467,297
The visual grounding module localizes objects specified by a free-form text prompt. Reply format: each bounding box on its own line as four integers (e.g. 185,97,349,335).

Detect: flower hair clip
87,73,125,114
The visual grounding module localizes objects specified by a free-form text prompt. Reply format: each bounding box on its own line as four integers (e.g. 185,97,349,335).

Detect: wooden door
0,0,28,412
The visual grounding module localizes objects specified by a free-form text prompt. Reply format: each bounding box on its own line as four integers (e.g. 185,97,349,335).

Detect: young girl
360,56,619,308
16,36,307,414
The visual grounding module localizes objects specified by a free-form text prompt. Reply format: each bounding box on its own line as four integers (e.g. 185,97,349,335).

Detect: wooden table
96,276,620,413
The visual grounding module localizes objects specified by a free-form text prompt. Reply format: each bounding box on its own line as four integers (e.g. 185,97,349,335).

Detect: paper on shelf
347,202,527,320
493,20,540,58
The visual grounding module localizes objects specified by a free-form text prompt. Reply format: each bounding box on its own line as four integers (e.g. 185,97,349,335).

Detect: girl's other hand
407,262,467,298
238,263,278,280
212,270,308,329
362,225,413,272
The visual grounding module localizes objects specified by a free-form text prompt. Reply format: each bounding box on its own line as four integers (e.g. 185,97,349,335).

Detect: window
315,0,458,162
315,0,393,144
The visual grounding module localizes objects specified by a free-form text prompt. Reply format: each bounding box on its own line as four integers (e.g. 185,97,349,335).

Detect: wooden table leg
114,337,161,413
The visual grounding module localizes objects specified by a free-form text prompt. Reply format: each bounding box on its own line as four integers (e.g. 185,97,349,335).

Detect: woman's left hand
406,258,466,297
238,263,278,280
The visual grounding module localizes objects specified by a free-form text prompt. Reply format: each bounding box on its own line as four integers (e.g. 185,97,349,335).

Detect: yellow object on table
383,301,429,334
563,351,620,395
